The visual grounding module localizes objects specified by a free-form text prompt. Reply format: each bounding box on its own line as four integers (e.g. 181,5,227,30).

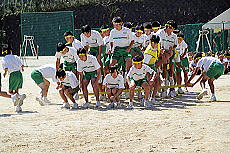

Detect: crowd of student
1,16,230,112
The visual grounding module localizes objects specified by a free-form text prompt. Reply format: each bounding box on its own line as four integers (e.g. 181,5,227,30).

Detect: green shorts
64,61,77,71
175,62,182,72
90,47,99,57
9,71,23,90
111,46,132,61
181,57,189,72
131,78,147,87
63,86,80,96
83,71,97,81
206,62,224,79
130,48,142,57
31,70,44,85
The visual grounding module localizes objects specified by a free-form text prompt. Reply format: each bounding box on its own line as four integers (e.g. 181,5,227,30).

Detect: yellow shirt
144,43,161,65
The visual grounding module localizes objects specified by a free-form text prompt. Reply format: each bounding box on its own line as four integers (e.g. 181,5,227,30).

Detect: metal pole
222,22,225,52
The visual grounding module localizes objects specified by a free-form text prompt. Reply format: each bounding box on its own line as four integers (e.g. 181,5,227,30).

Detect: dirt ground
0,56,229,153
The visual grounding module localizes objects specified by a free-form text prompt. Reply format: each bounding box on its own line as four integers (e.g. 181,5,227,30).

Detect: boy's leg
91,78,100,101
0,87,11,98
125,58,132,72
208,78,215,94
106,88,113,102
64,88,75,103
129,81,136,102
38,78,50,98
82,80,90,102
59,89,68,103
141,82,150,100
150,74,161,98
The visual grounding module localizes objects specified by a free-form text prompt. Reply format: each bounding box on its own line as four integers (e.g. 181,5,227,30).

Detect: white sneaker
107,102,114,109
18,94,26,106
210,95,217,101
82,102,89,108
151,98,161,105
161,91,167,98
184,87,189,92
172,90,178,97
99,95,107,101
15,105,22,112
137,91,143,99
43,97,51,104
36,97,45,106
168,90,174,97
71,103,79,109
197,89,208,100
177,88,184,94
114,102,122,109
61,102,70,109
74,93,79,100
140,98,145,106
127,102,134,109
144,100,152,108
95,101,101,107
11,94,19,106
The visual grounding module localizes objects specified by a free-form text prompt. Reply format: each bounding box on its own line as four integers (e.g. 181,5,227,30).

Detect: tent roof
202,8,230,30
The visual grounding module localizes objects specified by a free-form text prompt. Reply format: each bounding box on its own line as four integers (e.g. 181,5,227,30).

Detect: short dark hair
166,20,177,29
56,69,66,78
177,33,184,39
112,16,122,23
109,66,118,73
2,45,12,56
135,25,144,32
152,21,161,28
133,56,143,63
100,24,110,31
193,52,203,60
64,31,74,37
143,22,152,30
81,25,91,33
77,48,87,55
124,22,133,29
57,42,66,52
150,35,160,43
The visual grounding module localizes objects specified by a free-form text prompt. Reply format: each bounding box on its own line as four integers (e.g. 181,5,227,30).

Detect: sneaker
107,102,114,109
74,93,79,100
172,90,178,97
95,101,101,107
61,102,70,109
18,94,26,106
168,90,174,98
197,89,208,100
82,102,89,109
11,94,19,106
43,97,51,104
36,97,45,106
127,102,134,109
210,95,217,101
151,98,161,105
177,88,184,94
137,91,143,99
15,105,22,112
184,87,189,92
99,95,107,101
71,103,79,109
155,92,161,98
161,91,167,98
114,102,122,109
140,98,145,106
144,100,152,108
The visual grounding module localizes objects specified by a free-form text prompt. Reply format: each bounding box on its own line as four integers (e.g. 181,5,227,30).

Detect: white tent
202,8,230,30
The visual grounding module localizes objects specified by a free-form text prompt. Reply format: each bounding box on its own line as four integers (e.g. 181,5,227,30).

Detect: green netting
178,22,230,53
21,11,74,56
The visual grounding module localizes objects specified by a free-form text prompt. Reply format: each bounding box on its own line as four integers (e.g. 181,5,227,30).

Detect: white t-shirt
143,33,153,47
36,64,59,82
72,39,83,50
59,71,79,88
196,57,221,72
131,33,145,48
103,36,110,54
109,27,132,49
177,40,188,57
156,29,178,50
127,64,154,81
55,47,78,63
103,74,125,89
77,55,101,72
80,30,104,48
2,54,23,73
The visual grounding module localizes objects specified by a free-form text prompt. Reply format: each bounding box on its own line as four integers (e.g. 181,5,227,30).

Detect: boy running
64,31,83,50
1,46,26,112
